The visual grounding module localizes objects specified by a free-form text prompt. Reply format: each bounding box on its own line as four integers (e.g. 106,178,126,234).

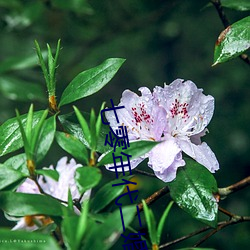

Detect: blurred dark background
0,0,249,249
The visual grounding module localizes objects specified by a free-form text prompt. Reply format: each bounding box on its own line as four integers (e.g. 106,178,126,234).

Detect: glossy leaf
56,131,89,164
168,159,218,227
4,153,28,175
83,205,136,250
97,140,159,166
90,175,133,213
221,0,250,11
0,164,27,190
36,116,56,162
75,167,102,194
59,58,125,106
0,228,60,250
73,107,91,147
0,111,44,157
58,112,111,153
0,76,46,102
213,16,250,65
0,192,65,216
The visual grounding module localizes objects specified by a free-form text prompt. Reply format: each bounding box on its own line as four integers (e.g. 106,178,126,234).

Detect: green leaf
56,131,89,164
0,76,46,102
0,164,27,190
62,215,80,250
0,228,60,250
0,192,65,216
221,0,250,11
157,201,174,244
168,159,218,227
58,112,110,153
97,140,159,166
75,167,102,194
142,200,157,245
62,201,89,250
36,169,59,181
36,116,56,162
4,153,28,175
213,16,250,65
0,110,44,157
59,58,125,106
90,175,133,213
83,205,136,250
73,107,91,147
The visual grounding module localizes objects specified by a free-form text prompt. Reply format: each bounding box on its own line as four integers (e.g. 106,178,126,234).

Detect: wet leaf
59,58,125,106
0,111,44,157
56,131,89,164
168,159,218,227
0,192,65,216
0,164,27,190
36,116,56,162
213,16,250,65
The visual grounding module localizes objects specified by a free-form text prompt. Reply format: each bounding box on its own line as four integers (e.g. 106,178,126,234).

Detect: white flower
102,79,219,182
12,157,90,231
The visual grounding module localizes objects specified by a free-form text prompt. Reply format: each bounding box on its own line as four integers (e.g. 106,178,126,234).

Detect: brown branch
211,0,250,66
159,216,250,249
218,176,250,199
138,186,169,212
134,169,157,178
159,224,212,249
193,216,250,247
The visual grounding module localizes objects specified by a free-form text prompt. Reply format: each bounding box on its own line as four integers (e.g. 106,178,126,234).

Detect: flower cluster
11,157,90,231
103,79,219,182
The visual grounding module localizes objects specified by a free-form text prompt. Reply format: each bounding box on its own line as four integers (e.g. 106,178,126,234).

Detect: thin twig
218,206,235,218
211,0,250,66
135,169,157,177
159,224,212,249
218,176,250,198
159,216,250,249
138,186,169,212
193,216,250,247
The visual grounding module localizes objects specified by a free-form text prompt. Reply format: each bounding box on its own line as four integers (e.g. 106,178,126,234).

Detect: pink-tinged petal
39,157,82,201
16,178,40,194
190,128,208,145
148,137,185,182
105,88,167,141
178,139,219,173
154,79,214,136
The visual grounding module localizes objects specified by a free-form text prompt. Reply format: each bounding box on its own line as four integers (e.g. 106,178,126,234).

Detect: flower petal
16,178,40,194
148,137,185,182
179,139,219,173
154,79,214,136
